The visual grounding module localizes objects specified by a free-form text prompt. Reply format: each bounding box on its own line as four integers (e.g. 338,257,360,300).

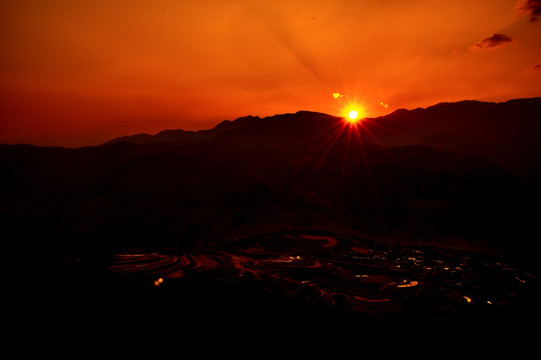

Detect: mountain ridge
101,115,262,146
101,110,340,147
1,97,540,259
98,98,541,174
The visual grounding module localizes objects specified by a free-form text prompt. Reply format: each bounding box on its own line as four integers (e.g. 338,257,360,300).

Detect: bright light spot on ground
397,280,419,288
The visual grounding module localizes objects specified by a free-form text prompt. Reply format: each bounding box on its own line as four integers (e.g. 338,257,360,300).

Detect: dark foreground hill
1,99,540,258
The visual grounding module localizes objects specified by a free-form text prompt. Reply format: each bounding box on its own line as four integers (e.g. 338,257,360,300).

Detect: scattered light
333,92,344,99
153,277,164,287
397,280,419,288
463,296,472,304
380,101,389,109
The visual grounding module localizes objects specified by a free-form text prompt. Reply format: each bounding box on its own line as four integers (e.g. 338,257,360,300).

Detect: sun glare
343,106,364,124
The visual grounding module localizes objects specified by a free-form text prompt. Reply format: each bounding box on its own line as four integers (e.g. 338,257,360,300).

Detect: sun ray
351,120,382,215
304,95,384,214
301,120,347,186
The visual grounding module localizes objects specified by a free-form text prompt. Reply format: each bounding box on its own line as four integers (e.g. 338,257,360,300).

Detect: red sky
1,0,540,147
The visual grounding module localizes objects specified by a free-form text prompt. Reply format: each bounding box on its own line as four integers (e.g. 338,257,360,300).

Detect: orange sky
1,0,540,147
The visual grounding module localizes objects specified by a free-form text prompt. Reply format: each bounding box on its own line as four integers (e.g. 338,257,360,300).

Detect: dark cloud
470,33,513,51
532,63,541,70
515,0,541,21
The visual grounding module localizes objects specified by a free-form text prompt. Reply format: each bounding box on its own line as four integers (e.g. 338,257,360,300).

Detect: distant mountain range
104,98,541,174
1,98,540,258
102,115,261,146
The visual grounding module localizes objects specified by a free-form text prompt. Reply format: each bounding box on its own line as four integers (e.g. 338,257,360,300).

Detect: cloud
532,63,541,71
515,0,541,21
469,33,513,51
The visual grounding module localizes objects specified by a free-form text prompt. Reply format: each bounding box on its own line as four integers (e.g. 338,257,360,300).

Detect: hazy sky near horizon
1,0,540,147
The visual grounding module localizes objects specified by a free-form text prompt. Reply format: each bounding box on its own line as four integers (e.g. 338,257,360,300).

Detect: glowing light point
340,102,364,124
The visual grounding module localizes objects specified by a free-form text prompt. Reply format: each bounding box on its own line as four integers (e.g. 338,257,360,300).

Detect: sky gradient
1,0,540,147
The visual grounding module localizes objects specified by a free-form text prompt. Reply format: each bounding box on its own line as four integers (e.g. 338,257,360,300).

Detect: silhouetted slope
1,100,540,259
102,115,260,145
363,98,541,175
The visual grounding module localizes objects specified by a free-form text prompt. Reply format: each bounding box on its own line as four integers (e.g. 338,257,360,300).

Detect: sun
332,92,366,125
348,110,359,120
343,106,364,124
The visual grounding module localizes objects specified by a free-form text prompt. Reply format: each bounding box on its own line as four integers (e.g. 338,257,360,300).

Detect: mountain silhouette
362,98,541,175
102,115,260,146
1,98,540,259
